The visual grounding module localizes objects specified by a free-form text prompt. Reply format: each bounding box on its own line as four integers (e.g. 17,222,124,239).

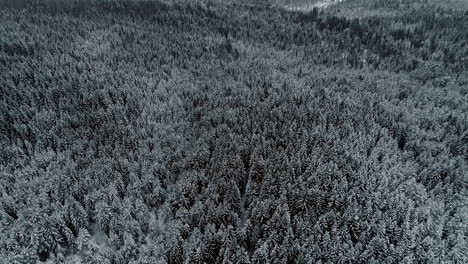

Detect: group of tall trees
1,0,467,263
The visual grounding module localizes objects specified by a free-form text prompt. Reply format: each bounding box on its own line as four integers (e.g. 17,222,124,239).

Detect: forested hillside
1,0,467,263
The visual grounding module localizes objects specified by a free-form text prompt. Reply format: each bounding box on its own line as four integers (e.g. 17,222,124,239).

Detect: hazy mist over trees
1,0,467,263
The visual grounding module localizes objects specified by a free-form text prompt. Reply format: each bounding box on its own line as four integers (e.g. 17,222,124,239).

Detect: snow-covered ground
284,0,344,11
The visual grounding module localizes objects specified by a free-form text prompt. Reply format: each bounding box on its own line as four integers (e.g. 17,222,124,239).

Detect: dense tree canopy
1,0,467,263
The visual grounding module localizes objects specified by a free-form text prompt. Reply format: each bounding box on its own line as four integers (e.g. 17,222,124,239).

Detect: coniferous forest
1,0,467,263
